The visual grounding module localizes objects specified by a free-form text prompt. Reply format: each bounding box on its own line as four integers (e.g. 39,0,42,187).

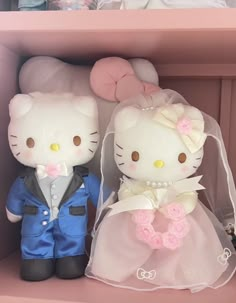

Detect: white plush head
114,103,206,182
8,93,99,168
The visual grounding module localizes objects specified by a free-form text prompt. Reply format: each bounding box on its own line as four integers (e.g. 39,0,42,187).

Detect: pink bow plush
90,57,160,102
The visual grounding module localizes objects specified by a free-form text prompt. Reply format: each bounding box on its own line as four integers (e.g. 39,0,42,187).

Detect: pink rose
162,232,182,250
132,210,155,225
169,219,190,239
149,233,163,250
176,117,192,135
165,203,186,221
135,224,155,243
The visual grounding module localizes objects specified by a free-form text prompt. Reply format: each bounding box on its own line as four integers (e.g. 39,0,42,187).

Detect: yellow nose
50,143,60,152
154,160,165,168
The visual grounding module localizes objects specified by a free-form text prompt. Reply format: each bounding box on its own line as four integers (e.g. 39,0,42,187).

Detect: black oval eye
131,151,139,162
73,136,81,146
178,153,187,163
26,137,35,148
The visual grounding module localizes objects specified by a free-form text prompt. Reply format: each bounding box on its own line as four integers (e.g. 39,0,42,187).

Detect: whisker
16,152,21,156
90,141,98,144
116,143,123,150
195,157,202,160
116,154,122,157
193,166,198,169
10,135,17,138
89,149,94,153
118,163,125,166
90,131,98,136
11,144,18,147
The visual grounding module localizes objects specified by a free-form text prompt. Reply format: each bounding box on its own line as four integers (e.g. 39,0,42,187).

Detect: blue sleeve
6,177,25,216
85,173,101,208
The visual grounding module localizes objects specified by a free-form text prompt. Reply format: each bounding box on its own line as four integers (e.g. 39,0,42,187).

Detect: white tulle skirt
86,202,236,292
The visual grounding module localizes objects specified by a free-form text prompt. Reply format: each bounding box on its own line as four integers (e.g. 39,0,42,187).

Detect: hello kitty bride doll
86,64,236,291
6,92,101,281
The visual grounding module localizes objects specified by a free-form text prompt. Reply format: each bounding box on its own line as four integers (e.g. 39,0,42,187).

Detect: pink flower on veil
162,232,182,250
135,224,155,243
165,203,186,221
132,210,155,225
169,219,190,239
176,117,192,135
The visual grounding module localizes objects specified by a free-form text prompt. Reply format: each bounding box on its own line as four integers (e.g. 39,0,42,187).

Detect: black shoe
56,255,88,279
20,259,55,281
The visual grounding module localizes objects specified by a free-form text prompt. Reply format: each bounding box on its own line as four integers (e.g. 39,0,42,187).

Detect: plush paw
6,208,22,223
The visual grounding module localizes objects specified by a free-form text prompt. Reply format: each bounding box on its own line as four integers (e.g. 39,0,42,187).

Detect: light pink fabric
90,57,160,102
88,203,229,290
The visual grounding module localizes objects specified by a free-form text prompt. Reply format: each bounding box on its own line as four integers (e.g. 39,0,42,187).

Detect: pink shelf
0,9,236,63
0,7,236,303
0,252,235,303
0,9,236,31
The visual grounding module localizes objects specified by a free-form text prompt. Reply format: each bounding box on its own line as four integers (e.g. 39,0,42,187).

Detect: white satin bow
36,162,69,179
153,103,207,153
108,176,205,217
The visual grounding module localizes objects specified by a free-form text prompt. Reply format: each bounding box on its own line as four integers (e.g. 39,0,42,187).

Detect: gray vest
36,172,73,221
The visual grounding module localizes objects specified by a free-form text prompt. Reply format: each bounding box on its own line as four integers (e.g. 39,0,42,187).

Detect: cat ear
72,96,98,118
9,94,33,119
114,106,141,132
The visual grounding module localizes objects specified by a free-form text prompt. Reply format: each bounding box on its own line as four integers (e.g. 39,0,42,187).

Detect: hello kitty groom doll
6,92,100,281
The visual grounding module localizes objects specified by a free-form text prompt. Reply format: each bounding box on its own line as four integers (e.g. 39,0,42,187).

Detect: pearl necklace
146,181,173,188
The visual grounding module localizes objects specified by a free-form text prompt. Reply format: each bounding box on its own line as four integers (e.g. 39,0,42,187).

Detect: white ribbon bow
36,162,69,179
108,176,205,217
153,103,207,153
217,248,232,266
136,268,157,280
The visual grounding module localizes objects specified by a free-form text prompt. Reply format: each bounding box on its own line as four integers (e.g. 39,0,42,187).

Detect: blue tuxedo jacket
6,166,100,259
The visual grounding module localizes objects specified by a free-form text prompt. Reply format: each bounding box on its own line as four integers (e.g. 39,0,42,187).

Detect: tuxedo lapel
23,167,48,206
59,166,89,208
21,166,89,208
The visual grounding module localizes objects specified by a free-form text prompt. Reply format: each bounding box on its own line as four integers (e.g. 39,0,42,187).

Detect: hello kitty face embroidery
8,93,99,169
114,103,206,183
